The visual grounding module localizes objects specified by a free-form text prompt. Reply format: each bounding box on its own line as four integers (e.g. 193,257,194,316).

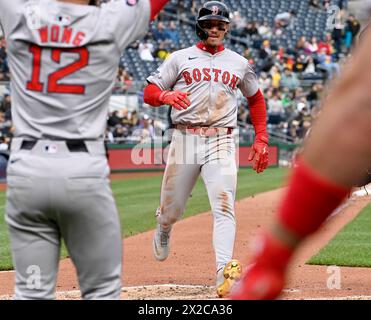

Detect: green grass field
308,203,371,267
0,167,287,270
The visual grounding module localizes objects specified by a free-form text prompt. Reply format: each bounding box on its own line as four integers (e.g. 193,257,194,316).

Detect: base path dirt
0,188,370,300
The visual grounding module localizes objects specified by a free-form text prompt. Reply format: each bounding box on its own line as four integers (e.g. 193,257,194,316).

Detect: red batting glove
248,133,269,174
159,90,191,110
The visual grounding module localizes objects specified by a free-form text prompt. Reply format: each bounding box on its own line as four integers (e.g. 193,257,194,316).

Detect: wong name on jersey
38,25,86,46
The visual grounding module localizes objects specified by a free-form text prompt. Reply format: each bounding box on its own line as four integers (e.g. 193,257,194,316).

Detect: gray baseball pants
156,129,237,272
5,139,122,300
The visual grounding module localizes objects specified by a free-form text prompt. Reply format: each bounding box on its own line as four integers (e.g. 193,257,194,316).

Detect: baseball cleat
152,224,172,261
230,232,293,300
216,259,242,298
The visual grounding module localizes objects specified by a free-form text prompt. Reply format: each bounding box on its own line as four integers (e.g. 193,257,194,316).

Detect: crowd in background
0,0,362,148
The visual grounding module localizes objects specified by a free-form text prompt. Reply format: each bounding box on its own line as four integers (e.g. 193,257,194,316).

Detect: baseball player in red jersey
143,1,269,298
231,18,371,301
0,0,168,300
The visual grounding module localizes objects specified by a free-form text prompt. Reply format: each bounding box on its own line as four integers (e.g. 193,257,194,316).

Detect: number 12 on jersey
27,44,89,95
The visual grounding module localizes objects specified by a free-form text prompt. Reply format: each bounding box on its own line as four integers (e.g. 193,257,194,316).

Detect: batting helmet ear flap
196,22,209,41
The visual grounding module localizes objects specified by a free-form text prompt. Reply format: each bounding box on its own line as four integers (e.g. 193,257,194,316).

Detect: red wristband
278,158,350,237
143,83,164,107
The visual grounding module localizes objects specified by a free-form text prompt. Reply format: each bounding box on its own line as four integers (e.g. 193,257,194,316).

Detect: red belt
175,125,233,137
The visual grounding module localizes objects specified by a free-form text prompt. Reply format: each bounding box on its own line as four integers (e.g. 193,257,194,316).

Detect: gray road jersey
0,0,150,139
147,45,259,128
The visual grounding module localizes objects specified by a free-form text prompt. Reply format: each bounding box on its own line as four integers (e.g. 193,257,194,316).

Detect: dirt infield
0,186,370,300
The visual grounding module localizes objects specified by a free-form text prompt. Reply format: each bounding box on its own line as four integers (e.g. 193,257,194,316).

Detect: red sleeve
149,0,168,21
143,83,164,106
278,157,349,237
246,89,268,138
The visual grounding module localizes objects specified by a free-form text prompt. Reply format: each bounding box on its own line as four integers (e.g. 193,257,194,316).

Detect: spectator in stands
258,72,271,92
113,68,124,93
306,83,323,107
107,110,122,128
152,21,168,42
258,21,272,39
309,0,321,10
293,55,308,73
293,86,306,100
270,66,282,89
296,96,309,112
243,47,254,64
331,10,346,59
0,110,10,137
274,10,296,29
0,135,8,151
317,47,341,80
281,87,294,110
132,114,155,143
257,39,275,71
318,33,334,56
120,106,133,128
0,37,6,62
303,56,316,74
0,37,9,81
288,120,300,142
245,21,259,37
2,99,11,130
304,37,319,54
268,92,285,124
154,42,170,60
237,104,249,124
345,14,361,52
280,68,300,90
0,92,11,119
284,55,295,71
259,39,272,60
105,128,115,144
113,67,133,93
165,21,180,46
130,110,140,128
190,0,197,16
273,25,284,37
138,41,155,61
113,124,129,142
121,69,134,93
323,0,331,10
294,106,312,139
231,11,248,38
295,36,308,52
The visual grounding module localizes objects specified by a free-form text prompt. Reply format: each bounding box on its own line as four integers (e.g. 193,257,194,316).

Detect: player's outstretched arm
246,89,269,174
144,83,191,110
